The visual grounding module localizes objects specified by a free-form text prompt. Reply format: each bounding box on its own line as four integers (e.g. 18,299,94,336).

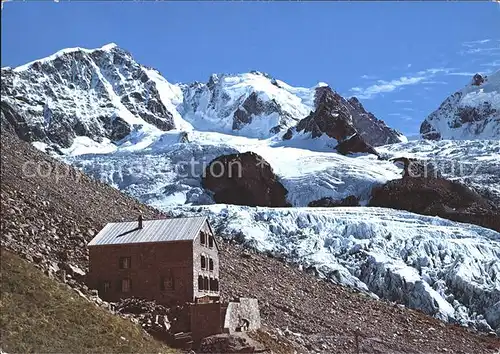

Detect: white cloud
446,72,478,77
459,46,500,56
421,80,448,85
350,68,451,99
349,64,497,100
481,60,500,68
394,99,412,103
361,74,377,80
462,39,491,48
349,76,427,99
407,64,412,68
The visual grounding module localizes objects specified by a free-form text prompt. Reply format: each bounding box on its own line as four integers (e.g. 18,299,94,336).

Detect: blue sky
1,1,499,136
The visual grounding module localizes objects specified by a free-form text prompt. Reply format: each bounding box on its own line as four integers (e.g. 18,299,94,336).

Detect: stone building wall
87,241,194,305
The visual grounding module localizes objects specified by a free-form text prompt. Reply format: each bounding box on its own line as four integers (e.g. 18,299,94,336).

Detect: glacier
2,43,500,333
165,205,500,332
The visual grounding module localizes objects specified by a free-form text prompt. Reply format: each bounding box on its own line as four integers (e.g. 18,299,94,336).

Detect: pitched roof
88,216,208,246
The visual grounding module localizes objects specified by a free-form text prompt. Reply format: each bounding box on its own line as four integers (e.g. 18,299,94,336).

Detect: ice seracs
167,204,500,332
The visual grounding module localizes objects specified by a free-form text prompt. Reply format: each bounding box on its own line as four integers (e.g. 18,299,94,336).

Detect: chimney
138,214,143,229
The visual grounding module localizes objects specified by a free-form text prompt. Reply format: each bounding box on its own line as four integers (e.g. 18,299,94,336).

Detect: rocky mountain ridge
283,86,379,155
1,43,406,153
421,71,500,140
1,44,177,150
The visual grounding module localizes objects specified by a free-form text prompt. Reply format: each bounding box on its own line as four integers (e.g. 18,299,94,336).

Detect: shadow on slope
0,249,174,354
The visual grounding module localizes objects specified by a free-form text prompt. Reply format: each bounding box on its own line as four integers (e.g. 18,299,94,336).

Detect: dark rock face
335,134,379,156
370,177,500,232
308,195,360,207
0,101,45,142
420,120,442,140
0,45,175,149
472,73,485,86
201,152,290,207
420,72,500,140
347,97,405,146
296,87,357,141
284,87,380,155
457,103,497,125
232,91,296,133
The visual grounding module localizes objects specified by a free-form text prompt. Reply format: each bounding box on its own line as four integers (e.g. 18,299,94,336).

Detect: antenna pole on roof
138,213,143,229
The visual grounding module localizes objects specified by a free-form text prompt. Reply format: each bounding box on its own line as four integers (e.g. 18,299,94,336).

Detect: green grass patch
0,249,176,354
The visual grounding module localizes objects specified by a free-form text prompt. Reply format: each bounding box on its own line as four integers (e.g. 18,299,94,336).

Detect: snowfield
68,130,403,207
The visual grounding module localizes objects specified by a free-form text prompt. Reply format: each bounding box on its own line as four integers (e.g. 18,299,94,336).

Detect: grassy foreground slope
0,249,175,354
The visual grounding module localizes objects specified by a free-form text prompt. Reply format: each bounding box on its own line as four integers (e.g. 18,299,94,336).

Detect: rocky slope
421,71,500,140
2,131,499,353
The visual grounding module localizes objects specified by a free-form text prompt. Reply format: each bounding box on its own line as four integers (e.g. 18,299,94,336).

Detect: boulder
369,177,500,232
198,333,258,353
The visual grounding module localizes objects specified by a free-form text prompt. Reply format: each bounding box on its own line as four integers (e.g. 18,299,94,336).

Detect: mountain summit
1,44,406,152
421,70,500,140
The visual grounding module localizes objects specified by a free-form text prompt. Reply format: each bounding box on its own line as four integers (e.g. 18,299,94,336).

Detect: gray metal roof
88,216,208,246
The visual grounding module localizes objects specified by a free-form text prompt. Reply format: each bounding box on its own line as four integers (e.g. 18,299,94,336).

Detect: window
201,255,206,269
121,278,131,293
119,257,131,269
209,258,214,271
161,276,174,291
209,278,219,292
198,275,204,290
200,231,206,245
103,281,111,293
209,235,214,248
203,276,209,291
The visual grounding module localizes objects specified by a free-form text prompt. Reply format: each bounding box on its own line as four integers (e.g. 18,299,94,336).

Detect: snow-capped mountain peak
1,43,406,151
1,43,179,151
421,70,500,140
179,71,316,137
12,42,122,73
